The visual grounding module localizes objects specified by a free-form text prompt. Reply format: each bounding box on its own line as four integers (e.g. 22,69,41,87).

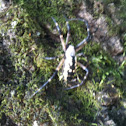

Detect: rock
107,3,115,14
107,3,121,25
105,119,116,126
33,120,39,126
0,0,7,12
0,113,17,126
95,84,119,125
107,36,123,55
96,84,119,106
109,105,126,126
113,55,126,64
78,2,124,59
0,0,11,12
94,17,123,56
78,2,93,22
93,1,104,15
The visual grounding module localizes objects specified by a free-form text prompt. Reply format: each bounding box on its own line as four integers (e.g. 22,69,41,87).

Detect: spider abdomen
63,45,77,82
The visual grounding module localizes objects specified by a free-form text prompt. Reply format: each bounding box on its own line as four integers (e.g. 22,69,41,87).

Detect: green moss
0,0,126,125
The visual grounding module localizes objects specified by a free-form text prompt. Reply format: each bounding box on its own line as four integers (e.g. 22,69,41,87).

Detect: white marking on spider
63,45,77,81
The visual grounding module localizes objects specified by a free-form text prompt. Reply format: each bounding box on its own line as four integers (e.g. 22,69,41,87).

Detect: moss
0,0,126,125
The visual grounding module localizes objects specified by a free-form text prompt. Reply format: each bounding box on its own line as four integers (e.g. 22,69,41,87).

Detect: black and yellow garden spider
30,17,90,98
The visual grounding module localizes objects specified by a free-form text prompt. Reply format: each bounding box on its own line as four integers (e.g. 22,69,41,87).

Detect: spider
30,17,90,98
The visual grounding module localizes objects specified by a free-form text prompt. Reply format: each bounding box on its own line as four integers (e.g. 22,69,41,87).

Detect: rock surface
77,2,124,63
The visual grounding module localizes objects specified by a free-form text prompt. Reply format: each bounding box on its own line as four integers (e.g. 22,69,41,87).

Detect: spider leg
76,52,85,57
52,17,66,51
65,18,90,52
41,54,63,60
64,16,70,45
75,19,90,52
65,62,88,90
42,57,58,60
30,58,64,98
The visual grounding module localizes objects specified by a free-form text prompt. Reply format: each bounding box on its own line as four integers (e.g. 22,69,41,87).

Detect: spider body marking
62,45,76,82
30,17,90,98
